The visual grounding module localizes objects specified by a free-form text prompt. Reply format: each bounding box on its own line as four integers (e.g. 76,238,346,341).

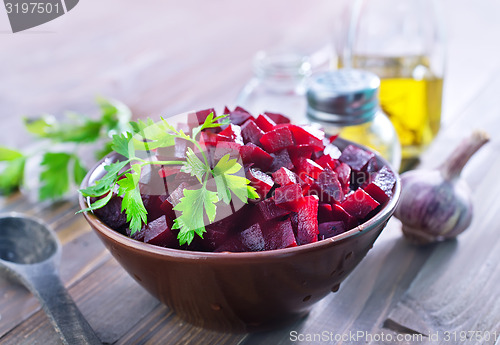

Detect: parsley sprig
79,113,259,246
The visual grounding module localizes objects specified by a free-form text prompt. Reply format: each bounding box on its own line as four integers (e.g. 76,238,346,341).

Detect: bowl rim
79,138,401,263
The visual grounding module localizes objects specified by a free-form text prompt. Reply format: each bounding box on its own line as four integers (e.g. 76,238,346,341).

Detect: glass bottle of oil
338,0,445,171
306,69,401,171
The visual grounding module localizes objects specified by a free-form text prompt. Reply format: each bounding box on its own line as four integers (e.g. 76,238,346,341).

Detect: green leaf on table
39,152,72,200
0,157,25,194
181,147,208,182
97,97,132,136
212,154,259,204
24,115,102,143
0,146,24,161
117,164,147,234
73,156,87,185
172,184,219,246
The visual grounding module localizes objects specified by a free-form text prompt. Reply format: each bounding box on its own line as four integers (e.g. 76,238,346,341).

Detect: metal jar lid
306,69,380,125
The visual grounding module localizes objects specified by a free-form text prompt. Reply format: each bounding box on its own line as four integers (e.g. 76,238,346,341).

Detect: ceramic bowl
79,139,400,332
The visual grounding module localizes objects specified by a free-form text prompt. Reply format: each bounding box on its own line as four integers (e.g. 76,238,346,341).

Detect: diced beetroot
213,141,243,161
269,149,295,173
255,114,277,132
93,194,127,230
234,106,251,114
334,162,351,194
143,216,179,247
288,125,325,151
166,182,190,208
199,131,218,147
187,108,216,127
216,124,243,145
328,134,339,143
296,158,324,179
318,221,346,240
315,154,337,170
259,127,295,153
139,165,168,196
229,111,253,126
174,137,193,159
339,144,375,171
215,236,247,252
158,165,182,179
223,106,231,115
296,195,319,245
318,203,333,223
297,172,315,187
239,143,273,171
264,111,291,124
247,168,274,197
261,218,297,250
331,204,358,230
142,194,165,222
239,223,265,251
287,145,314,167
363,165,396,203
274,184,303,209
311,168,344,204
340,188,380,220
241,120,265,145
365,156,380,173
257,198,291,221
272,167,297,186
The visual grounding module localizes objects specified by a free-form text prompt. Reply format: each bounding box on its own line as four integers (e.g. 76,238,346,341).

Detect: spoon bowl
0,213,101,345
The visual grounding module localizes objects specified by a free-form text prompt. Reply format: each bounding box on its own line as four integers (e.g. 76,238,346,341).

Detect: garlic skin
394,131,489,244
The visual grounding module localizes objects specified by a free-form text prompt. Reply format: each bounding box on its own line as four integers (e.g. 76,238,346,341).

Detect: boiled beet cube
187,108,216,127
241,120,265,145
142,194,165,222
287,145,315,168
247,168,274,197
296,158,324,179
261,218,297,250
274,184,303,209
234,106,251,114
264,111,291,124
269,149,294,173
318,221,346,240
199,131,218,147
216,124,243,145
318,203,333,223
334,162,351,194
272,167,297,186
365,156,380,173
174,137,193,159
363,165,396,203
215,236,247,252
260,126,295,153
296,195,319,245
139,164,168,196
339,144,375,171
239,223,265,251
331,204,358,230
93,194,127,230
311,168,344,204
340,188,380,220
239,143,273,171
255,114,277,132
315,154,338,170
143,216,179,247
213,141,243,161
289,125,325,151
166,182,190,208
229,111,253,126
257,198,290,221
158,165,182,179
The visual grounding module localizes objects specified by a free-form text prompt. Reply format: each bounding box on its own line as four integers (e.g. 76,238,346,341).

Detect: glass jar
236,51,311,124
306,69,401,171
339,0,445,170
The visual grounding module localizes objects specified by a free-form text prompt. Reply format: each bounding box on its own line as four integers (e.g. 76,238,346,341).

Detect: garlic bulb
394,131,489,244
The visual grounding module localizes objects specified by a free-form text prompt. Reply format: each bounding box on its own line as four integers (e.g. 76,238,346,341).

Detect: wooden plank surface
1,0,500,344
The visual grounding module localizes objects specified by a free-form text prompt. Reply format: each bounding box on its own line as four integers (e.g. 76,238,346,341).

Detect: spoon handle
27,271,102,345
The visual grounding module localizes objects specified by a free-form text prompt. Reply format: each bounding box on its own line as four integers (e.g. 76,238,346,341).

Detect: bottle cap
306,69,380,125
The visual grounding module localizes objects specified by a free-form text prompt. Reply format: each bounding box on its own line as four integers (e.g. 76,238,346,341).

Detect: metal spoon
0,213,101,345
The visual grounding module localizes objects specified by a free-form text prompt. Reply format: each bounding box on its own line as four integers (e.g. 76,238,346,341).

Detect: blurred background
0,0,499,150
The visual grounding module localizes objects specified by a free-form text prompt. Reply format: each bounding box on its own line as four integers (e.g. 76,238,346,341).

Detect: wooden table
1,1,499,344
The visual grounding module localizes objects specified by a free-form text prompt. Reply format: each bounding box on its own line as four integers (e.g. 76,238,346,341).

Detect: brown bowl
79,138,400,332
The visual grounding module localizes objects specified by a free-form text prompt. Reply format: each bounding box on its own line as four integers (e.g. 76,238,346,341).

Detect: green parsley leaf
181,147,208,182
172,184,219,246
212,154,259,204
73,156,87,186
97,97,132,136
79,160,128,197
24,114,102,143
0,157,25,194
39,152,72,200
131,119,175,151
0,146,24,161
77,191,113,214
111,133,134,159
117,164,147,234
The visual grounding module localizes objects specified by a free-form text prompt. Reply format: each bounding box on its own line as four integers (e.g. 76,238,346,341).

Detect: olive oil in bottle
340,55,443,167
